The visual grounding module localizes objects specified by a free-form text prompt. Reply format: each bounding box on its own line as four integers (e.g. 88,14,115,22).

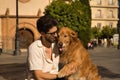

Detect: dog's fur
57,27,101,80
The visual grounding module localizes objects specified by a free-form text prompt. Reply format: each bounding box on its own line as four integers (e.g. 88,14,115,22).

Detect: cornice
0,15,41,18
90,5,119,8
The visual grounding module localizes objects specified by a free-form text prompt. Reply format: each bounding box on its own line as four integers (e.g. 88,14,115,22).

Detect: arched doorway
19,28,34,49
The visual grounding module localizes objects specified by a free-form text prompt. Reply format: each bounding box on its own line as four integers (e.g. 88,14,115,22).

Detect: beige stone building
90,0,119,29
0,0,52,53
0,0,119,53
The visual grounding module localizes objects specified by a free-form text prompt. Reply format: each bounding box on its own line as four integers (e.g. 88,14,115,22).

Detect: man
28,15,59,80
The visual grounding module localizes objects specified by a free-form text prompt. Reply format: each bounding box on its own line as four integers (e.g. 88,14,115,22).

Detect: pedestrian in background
103,38,107,48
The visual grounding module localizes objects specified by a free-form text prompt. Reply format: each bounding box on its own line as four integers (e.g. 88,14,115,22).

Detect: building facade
0,0,119,53
90,0,119,29
0,0,52,53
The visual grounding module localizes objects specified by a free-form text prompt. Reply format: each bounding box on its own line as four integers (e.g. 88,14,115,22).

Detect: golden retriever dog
57,27,101,80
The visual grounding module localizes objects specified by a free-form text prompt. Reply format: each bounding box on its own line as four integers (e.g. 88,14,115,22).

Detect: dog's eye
64,35,67,37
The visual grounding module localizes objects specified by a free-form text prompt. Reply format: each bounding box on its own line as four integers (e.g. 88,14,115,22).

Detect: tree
44,0,91,47
111,28,117,35
100,26,117,39
91,27,100,39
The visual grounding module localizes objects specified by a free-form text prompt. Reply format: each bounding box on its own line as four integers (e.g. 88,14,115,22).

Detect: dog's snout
58,42,63,47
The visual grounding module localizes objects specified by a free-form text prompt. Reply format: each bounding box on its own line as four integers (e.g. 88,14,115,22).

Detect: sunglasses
47,30,58,36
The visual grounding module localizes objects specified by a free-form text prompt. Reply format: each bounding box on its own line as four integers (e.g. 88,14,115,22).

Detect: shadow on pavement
0,63,120,80
0,63,26,80
98,66,120,79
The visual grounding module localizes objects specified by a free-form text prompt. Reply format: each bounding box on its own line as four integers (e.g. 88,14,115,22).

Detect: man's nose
54,32,58,37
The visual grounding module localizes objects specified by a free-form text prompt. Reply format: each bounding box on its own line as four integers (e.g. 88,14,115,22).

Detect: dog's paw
58,65,77,78
58,71,67,78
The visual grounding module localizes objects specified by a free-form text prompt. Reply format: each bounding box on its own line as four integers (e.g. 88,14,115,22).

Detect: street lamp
118,27,120,49
118,0,120,49
13,0,21,55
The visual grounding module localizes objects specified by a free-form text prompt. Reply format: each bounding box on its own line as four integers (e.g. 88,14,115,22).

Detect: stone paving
0,52,27,80
88,47,120,80
0,52,27,64
0,47,120,80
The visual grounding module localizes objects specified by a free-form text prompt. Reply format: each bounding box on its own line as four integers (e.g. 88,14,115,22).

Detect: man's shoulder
29,40,42,48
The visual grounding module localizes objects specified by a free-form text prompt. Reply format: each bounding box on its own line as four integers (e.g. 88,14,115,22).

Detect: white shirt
28,40,59,74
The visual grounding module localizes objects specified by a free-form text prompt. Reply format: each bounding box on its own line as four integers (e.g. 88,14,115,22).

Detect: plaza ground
0,47,120,80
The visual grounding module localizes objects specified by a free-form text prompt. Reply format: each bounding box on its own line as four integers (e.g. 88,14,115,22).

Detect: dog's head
58,27,77,52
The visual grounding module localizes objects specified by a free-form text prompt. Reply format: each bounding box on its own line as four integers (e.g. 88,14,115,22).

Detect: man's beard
46,37,57,43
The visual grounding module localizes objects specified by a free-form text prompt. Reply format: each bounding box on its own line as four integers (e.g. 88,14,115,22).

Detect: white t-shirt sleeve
28,45,43,70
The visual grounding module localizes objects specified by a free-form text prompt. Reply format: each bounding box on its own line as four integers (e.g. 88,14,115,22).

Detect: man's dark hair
37,15,58,33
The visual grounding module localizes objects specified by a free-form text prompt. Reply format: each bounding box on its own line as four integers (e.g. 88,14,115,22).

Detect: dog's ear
70,31,77,38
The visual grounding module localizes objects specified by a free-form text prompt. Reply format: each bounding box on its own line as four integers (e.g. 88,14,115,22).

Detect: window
108,0,113,5
108,10,114,18
96,10,102,18
97,23,101,29
109,22,113,28
96,0,102,5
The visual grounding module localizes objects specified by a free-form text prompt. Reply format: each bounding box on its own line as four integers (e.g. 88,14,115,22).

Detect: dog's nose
58,42,63,47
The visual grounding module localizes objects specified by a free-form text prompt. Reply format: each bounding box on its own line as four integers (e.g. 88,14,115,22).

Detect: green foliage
100,26,117,39
91,27,100,39
44,0,91,47
111,28,117,35
91,26,117,39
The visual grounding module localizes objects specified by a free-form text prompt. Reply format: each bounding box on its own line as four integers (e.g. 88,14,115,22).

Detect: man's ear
40,32,45,35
